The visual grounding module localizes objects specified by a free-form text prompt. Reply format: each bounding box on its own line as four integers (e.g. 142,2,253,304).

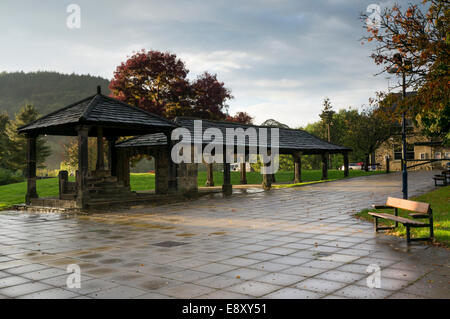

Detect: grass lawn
356,186,450,247
0,169,383,210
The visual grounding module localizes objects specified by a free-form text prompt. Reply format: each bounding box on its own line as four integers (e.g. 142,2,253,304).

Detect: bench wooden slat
368,212,426,226
385,197,430,214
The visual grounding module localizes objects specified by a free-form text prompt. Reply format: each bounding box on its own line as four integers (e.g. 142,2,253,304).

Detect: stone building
375,122,450,171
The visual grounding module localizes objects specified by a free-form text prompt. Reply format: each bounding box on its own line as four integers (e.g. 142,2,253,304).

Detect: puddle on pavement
140,280,169,290
176,233,196,237
85,267,116,276
99,258,123,264
80,253,103,259
88,229,111,234
209,231,227,236
111,274,143,281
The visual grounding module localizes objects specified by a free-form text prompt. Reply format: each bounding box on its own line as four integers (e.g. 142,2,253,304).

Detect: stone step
87,176,118,184
88,192,137,202
88,188,131,196
60,194,76,200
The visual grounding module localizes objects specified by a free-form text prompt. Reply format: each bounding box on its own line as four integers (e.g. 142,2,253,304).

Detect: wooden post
385,156,390,174
166,131,177,193
222,162,232,195
123,152,130,189
321,152,329,180
240,163,247,185
155,147,169,194
293,152,302,183
58,170,68,199
205,163,214,186
262,153,272,190
364,154,369,172
343,152,349,177
76,126,89,208
96,127,105,170
107,137,118,176
25,134,38,204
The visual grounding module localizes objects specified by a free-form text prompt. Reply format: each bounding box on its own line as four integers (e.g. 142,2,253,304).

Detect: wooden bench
433,170,449,186
368,197,434,243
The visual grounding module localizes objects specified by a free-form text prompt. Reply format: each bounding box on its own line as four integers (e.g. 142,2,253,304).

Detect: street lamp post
390,53,409,199
401,70,408,199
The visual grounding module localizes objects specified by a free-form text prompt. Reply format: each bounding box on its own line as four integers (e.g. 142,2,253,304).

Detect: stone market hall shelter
18,87,352,211
18,87,178,210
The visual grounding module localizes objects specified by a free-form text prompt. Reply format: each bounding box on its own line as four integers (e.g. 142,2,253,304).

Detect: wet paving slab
0,170,448,299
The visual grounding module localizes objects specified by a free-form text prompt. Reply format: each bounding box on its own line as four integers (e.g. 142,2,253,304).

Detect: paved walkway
0,170,448,299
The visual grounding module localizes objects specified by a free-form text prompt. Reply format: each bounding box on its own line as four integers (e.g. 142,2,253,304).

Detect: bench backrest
386,197,430,214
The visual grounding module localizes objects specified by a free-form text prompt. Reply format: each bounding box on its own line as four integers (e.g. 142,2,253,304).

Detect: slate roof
117,117,351,154
18,91,177,137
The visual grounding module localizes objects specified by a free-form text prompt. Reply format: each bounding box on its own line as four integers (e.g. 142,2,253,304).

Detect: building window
420,153,429,160
445,152,450,159
435,152,441,159
394,144,415,160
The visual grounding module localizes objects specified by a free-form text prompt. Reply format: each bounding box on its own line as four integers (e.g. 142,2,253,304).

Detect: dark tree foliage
5,105,51,172
0,71,110,116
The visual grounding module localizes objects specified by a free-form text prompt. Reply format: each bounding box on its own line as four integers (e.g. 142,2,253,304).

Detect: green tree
361,0,449,143
5,104,51,173
344,106,393,171
0,112,11,169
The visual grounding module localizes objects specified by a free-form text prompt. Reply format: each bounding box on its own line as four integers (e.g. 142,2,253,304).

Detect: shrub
0,167,24,185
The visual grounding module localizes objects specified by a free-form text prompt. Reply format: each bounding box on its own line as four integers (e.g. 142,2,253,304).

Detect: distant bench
369,197,434,243
433,170,449,186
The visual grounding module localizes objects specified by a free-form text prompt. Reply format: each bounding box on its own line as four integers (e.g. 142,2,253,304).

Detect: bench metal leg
429,215,434,239
406,226,411,244
374,217,378,232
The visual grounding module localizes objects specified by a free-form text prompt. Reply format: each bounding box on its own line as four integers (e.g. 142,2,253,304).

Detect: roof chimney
97,85,102,94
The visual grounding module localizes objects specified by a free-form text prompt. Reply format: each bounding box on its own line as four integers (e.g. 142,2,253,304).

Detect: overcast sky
0,0,413,127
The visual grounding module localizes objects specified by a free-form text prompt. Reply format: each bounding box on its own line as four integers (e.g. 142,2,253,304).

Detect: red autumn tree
109,50,235,121
226,111,254,124
189,72,232,120
109,50,191,117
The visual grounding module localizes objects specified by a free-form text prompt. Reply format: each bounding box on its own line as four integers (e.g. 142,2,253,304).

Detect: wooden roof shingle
18,90,177,137
116,117,351,154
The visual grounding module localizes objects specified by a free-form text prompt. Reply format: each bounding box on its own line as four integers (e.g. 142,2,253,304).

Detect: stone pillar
58,170,68,199
96,127,105,170
293,152,302,183
262,153,272,190
155,148,169,194
76,126,89,208
107,137,118,176
222,162,232,195
321,152,329,180
25,134,38,204
177,162,198,196
205,163,214,187
240,163,247,185
343,152,349,177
